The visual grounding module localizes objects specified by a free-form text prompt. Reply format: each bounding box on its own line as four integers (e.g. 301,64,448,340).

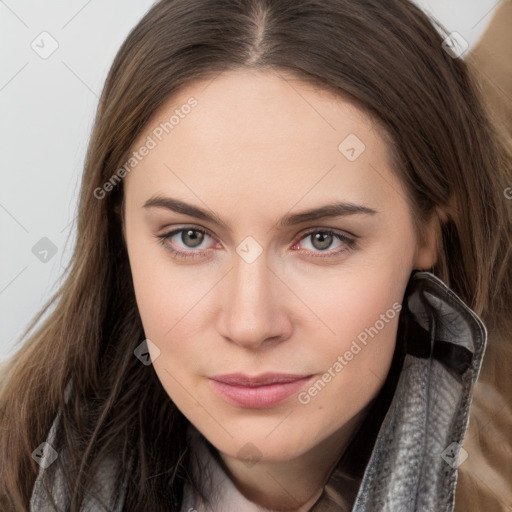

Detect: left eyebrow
143,195,378,232
278,202,378,228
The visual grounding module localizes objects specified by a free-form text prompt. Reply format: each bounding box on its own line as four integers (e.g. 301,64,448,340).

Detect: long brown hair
1,0,511,510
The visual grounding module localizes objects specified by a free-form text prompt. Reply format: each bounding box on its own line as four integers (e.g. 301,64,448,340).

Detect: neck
214,404,372,511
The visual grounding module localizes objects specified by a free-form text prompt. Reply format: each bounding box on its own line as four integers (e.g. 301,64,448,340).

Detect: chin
208,425,320,463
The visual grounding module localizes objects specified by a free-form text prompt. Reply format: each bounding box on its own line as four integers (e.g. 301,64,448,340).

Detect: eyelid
292,228,358,258
297,226,359,241
157,224,216,245
156,224,358,242
155,225,358,259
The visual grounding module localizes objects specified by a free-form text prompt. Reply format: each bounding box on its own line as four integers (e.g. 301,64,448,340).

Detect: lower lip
209,376,314,409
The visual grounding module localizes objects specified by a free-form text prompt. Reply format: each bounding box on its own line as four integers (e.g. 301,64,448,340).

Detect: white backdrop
0,0,500,362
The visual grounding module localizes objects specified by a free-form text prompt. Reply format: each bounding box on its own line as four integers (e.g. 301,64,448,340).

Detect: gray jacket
30,271,487,511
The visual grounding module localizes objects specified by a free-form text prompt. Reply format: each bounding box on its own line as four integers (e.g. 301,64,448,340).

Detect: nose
217,253,293,350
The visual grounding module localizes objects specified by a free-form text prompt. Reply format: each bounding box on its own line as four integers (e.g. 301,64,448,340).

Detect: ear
412,206,447,271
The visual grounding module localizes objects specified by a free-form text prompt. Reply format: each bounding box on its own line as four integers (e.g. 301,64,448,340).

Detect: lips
208,372,314,408
210,372,312,386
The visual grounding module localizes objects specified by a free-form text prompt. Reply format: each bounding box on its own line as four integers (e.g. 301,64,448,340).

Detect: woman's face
123,69,438,463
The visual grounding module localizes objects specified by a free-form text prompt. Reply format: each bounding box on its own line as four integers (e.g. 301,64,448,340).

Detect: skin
122,68,439,510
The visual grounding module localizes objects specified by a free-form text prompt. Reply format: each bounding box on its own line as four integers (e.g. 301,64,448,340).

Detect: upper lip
209,372,313,387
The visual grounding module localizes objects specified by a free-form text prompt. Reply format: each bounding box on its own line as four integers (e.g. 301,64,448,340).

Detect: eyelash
155,226,358,261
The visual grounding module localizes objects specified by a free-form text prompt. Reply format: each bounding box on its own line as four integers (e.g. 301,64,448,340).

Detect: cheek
304,254,408,354
125,220,204,343
295,299,401,436
129,261,207,414
294,256,409,412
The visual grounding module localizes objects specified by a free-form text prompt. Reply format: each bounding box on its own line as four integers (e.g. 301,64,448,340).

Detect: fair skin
122,69,439,510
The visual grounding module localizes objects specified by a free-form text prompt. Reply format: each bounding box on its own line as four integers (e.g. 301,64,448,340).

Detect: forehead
125,69,401,211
